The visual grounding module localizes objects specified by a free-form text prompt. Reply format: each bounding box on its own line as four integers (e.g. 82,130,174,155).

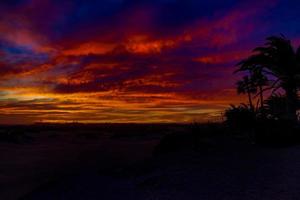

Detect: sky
0,0,300,124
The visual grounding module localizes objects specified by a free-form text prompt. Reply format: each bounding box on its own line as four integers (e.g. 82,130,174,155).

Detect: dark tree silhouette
237,35,300,121
264,94,287,119
236,76,257,111
250,68,268,110
224,104,255,130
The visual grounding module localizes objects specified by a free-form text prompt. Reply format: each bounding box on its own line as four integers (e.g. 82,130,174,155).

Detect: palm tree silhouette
236,76,257,111
237,35,300,121
250,68,268,110
235,66,268,111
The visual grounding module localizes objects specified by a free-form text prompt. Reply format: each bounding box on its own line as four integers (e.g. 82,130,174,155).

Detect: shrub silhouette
224,104,256,130
264,94,287,120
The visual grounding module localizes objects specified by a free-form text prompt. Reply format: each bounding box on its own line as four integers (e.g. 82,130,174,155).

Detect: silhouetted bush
224,104,256,130
264,94,287,120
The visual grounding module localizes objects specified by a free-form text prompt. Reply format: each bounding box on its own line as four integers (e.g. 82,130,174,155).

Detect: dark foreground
1,123,300,200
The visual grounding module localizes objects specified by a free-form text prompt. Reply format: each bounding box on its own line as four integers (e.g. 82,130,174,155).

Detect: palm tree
235,67,268,111
250,68,268,110
236,76,257,111
237,35,300,121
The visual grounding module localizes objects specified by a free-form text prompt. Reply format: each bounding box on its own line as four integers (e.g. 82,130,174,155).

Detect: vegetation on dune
219,35,300,146
156,35,300,155
224,104,256,130
233,35,300,122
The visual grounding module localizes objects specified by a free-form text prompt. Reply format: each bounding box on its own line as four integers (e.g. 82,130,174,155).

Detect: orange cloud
62,42,116,56
123,73,180,89
125,35,176,54
194,50,250,64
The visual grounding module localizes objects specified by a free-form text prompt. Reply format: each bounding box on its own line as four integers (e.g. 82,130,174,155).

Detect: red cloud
62,42,116,56
125,36,176,54
186,1,277,48
194,50,251,64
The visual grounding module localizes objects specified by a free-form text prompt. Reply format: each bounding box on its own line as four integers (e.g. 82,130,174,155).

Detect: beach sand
2,125,300,200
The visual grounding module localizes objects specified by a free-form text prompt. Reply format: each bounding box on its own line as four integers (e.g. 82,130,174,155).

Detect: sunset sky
0,0,300,124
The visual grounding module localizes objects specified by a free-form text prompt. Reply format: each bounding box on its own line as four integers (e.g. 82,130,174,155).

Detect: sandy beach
2,125,300,200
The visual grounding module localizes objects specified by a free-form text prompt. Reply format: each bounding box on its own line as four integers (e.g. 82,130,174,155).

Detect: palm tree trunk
259,85,264,110
247,91,254,111
285,87,298,122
